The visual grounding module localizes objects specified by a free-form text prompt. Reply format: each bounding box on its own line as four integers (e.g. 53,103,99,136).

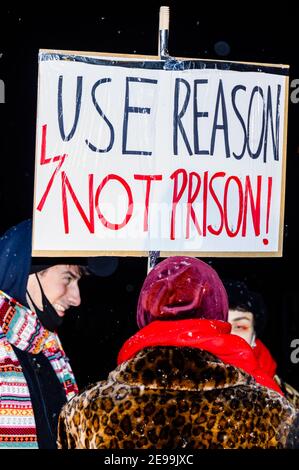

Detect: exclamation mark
263,176,272,245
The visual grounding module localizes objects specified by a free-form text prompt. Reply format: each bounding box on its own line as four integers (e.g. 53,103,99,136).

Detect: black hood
0,219,32,306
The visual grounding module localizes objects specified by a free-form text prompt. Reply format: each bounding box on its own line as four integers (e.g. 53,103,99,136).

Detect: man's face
228,309,255,345
29,265,82,317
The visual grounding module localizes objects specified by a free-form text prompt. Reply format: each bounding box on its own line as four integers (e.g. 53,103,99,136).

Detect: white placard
32,51,289,256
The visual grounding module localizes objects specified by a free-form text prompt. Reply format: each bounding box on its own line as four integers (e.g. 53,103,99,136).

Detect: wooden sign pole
147,6,170,273
158,5,170,58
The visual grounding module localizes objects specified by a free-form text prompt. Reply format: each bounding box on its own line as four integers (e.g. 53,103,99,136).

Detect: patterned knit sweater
0,290,78,448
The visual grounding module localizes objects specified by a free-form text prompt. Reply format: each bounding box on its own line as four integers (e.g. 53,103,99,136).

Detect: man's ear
37,269,48,277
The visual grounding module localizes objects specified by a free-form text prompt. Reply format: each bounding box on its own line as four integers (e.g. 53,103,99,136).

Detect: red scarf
118,319,283,395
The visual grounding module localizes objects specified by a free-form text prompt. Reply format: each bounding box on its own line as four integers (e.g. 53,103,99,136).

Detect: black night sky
1,2,299,392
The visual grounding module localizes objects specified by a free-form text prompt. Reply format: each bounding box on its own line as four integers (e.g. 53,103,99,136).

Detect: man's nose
68,283,81,307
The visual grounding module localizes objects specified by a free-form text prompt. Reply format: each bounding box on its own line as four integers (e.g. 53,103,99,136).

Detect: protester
0,219,118,449
57,256,298,449
226,279,299,409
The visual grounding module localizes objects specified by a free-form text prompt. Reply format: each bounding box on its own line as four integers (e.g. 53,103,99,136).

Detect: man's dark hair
75,265,90,277
224,279,268,337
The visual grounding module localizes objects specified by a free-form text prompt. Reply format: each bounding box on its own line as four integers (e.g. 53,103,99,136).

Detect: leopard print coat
57,346,298,449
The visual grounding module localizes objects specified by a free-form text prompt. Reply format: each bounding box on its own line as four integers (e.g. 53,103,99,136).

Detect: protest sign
32,50,289,256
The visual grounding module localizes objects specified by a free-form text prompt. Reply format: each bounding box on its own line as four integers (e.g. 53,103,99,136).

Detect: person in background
57,256,298,449
225,279,299,409
0,219,118,449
